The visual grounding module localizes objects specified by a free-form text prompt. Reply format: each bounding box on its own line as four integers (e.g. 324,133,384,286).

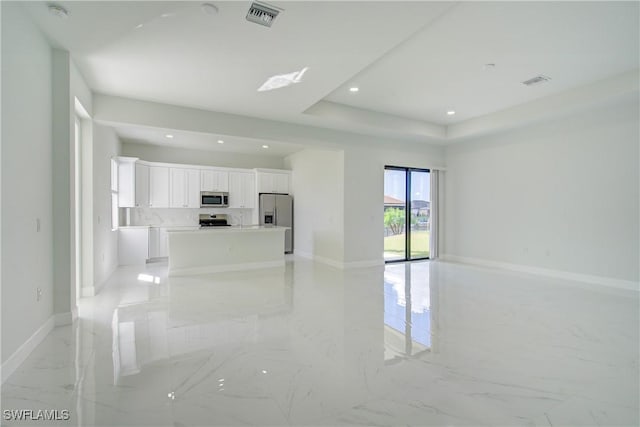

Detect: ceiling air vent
522,75,552,86
246,2,281,27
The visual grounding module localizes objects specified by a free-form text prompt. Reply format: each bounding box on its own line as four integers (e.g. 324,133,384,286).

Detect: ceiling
115,124,305,157
22,1,640,152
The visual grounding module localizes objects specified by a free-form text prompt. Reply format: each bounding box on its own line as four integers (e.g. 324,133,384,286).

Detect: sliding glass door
383,168,407,262
384,166,430,262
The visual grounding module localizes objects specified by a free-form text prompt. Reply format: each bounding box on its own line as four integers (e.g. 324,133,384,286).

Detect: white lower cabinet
149,227,169,258
119,228,149,265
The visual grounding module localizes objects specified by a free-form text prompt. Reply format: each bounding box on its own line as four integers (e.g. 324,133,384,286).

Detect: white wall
284,149,345,265
444,97,639,285
285,144,445,268
342,145,446,266
121,142,285,169
93,125,121,291
1,3,54,362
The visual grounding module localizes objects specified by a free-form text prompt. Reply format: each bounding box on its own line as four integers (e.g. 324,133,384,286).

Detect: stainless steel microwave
200,191,229,208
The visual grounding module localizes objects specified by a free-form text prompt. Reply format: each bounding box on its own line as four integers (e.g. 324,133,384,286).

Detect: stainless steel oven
200,191,229,208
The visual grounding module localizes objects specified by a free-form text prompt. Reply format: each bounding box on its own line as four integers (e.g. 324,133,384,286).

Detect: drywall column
52,49,75,322
80,117,94,297
284,149,345,266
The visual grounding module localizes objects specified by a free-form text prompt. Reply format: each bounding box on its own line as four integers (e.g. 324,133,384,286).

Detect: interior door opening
384,166,430,262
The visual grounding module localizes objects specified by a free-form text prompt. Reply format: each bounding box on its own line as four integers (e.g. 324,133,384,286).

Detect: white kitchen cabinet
274,173,289,194
169,168,186,208
228,172,256,208
201,169,229,192
117,157,137,207
149,227,169,258
149,166,170,208
186,169,200,208
134,163,149,208
119,227,149,265
170,168,201,208
257,172,289,194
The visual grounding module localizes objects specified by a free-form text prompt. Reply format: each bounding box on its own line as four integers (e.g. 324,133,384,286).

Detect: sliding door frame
384,165,431,264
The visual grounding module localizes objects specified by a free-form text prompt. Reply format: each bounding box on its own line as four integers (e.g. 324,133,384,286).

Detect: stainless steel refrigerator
259,194,293,253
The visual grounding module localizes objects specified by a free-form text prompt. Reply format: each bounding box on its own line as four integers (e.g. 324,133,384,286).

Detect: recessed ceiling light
258,67,309,92
349,87,359,92
160,13,174,18
165,134,174,139
446,110,456,116
217,139,224,144
262,145,269,149
48,4,69,19
135,23,144,29
483,63,496,70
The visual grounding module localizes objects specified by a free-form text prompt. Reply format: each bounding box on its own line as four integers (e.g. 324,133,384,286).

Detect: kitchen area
115,156,293,275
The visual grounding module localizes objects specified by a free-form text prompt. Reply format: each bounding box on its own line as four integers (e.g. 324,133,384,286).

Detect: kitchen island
167,226,288,276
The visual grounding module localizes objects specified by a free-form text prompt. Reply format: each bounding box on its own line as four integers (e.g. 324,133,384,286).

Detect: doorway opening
384,166,430,262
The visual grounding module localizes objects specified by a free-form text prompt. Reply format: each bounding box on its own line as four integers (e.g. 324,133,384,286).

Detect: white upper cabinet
274,173,289,194
117,157,136,207
186,169,201,208
149,166,170,208
170,168,201,208
134,163,149,208
257,172,289,194
228,172,255,208
116,159,287,211
201,169,229,192
169,168,186,208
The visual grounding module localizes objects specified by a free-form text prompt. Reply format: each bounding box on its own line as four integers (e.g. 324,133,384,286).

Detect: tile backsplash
128,208,255,226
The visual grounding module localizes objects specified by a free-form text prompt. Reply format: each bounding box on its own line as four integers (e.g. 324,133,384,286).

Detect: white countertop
167,225,288,233
119,225,200,230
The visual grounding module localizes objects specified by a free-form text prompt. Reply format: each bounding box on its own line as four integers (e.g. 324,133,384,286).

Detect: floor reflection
2,258,637,426
384,261,432,360
110,266,293,384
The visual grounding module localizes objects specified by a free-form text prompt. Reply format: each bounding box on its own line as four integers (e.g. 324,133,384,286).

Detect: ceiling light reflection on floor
137,273,161,284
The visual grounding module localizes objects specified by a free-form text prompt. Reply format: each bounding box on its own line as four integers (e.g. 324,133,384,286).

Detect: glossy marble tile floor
2,258,638,426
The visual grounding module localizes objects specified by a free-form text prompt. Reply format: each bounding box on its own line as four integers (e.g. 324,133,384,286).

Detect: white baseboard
295,250,313,260
169,260,285,276
82,263,117,297
313,254,344,269
441,254,639,292
82,286,96,297
54,311,74,326
1,316,55,383
343,259,385,269
295,250,383,270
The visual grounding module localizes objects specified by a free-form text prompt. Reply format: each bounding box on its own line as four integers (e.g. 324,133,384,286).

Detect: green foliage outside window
384,208,405,235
